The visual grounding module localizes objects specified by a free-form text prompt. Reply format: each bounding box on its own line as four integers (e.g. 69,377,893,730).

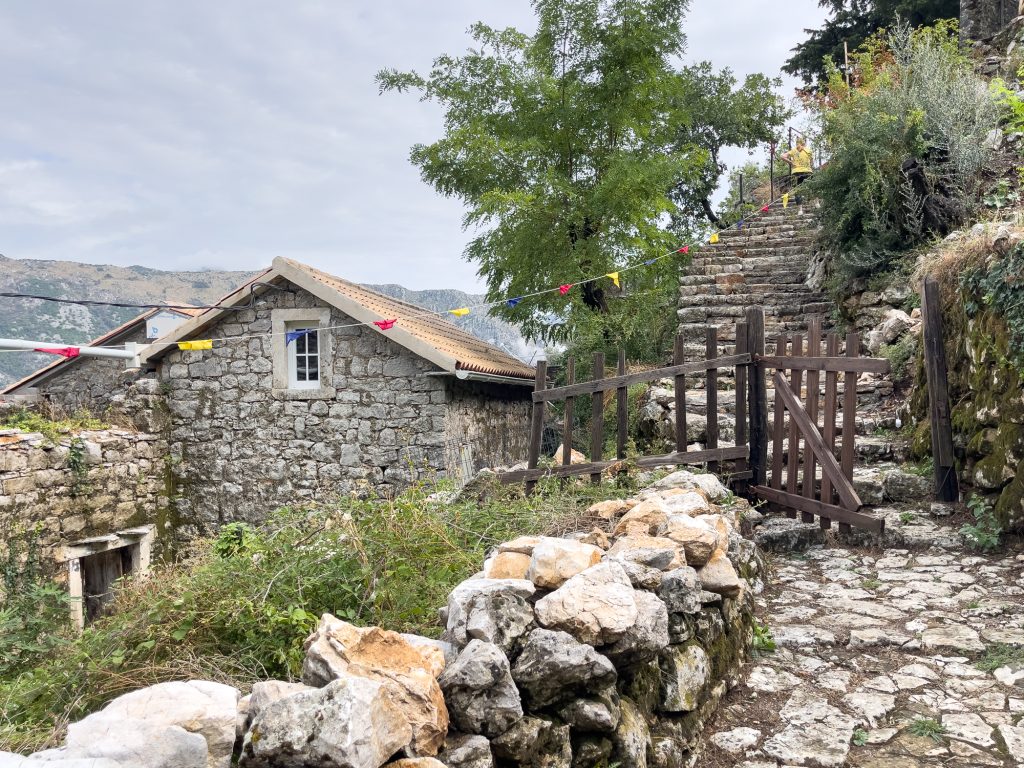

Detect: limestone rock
556,691,621,732
1,757,122,768
534,562,638,646
45,717,208,768
552,443,587,464
658,644,709,713
613,500,669,537
437,733,493,768
997,724,1024,764
761,690,856,768
618,560,664,590
527,538,603,590
657,567,701,615
301,616,448,756
511,629,616,709
611,698,650,768
603,590,670,667
605,535,684,570
249,680,314,720
881,469,932,502
75,680,238,768
587,499,634,521
442,579,536,651
710,727,761,754
490,717,572,768
386,760,447,768
580,528,610,549
484,551,531,580
497,537,544,555
661,490,712,516
695,550,742,597
661,516,719,568
439,640,523,739
241,676,412,768
653,469,728,500
921,624,984,653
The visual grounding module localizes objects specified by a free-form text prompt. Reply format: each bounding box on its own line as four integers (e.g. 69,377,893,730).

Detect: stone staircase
677,199,829,354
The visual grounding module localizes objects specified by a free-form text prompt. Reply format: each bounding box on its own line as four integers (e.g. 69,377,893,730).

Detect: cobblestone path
699,534,1024,767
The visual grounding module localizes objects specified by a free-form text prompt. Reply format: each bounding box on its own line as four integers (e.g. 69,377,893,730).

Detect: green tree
378,0,784,350
784,0,959,87
715,160,773,228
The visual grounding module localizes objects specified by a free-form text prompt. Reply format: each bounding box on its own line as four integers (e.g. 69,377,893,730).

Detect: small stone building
139,257,534,532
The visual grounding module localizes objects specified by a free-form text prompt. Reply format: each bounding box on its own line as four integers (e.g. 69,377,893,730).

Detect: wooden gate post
745,307,768,487
921,277,960,502
525,360,547,495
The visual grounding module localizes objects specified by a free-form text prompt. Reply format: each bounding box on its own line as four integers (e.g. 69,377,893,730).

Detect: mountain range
0,255,537,388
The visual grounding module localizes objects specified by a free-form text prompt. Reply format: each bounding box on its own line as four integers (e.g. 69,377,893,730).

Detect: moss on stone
995,457,1024,532
910,421,932,460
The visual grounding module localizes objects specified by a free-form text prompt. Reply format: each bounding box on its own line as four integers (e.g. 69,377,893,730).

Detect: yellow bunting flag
177,340,213,351
606,272,620,288
782,193,789,209
449,307,470,317
709,232,719,244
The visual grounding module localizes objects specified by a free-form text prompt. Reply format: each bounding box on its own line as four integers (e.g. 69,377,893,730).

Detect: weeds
907,717,946,742
960,495,1002,551
752,620,776,654
861,578,882,590
852,728,869,746
975,643,1024,672
0,409,106,442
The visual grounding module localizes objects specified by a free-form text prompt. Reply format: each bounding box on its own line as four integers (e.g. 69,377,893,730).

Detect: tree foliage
378,0,784,352
808,21,999,285
784,0,959,87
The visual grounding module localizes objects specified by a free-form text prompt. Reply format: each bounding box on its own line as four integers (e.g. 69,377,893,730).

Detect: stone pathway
698,531,1024,767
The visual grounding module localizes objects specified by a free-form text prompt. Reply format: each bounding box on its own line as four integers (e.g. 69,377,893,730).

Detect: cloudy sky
0,1,828,292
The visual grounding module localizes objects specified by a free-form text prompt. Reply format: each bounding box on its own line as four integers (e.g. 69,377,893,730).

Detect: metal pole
769,141,776,200
739,173,744,205
0,338,141,363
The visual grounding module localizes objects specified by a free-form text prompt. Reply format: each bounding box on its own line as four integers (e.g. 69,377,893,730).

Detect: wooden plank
498,445,750,483
673,335,687,454
820,332,839,529
802,319,822,523
774,370,863,512
921,277,960,502
533,354,752,402
770,333,789,492
745,307,768,487
756,355,890,374
706,327,719,474
734,322,749,494
525,360,547,495
561,355,575,489
840,332,859,535
753,486,884,534
785,333,804,516
590,352,605,486
616,350,627,463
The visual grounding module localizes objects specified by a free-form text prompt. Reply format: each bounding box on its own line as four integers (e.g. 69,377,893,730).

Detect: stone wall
5,468,764,768
0,427,168,570
961,0,1019,43
161,280,530,534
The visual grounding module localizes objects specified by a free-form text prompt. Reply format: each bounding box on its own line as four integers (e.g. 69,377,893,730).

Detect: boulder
696,550,742,597
511,629,617,709
881,469,932,502
579,528,611,549
657,567,702,615
2,757,122,768
534,562,638,646
586,499,635,521
56,717,208,768
497,537,544,555
602,590,670,667
866,309,913,354
653,470,729,501
556,689,621,732
526,539,604,590
437,733,493,768
241,676,412,768
571,737,613,768
301,616,448,756
658,644,710,712
617,560,664,591
438,640,523,738
399,635,456,672
484,551,532,580
442,579,536,650
613,500,669,537
605,535,684,570
660,491,712,517
491,717,572,768
660,516,719,568
611,698,650,768
249,680,314,720
386,760,447,768
552,443,587,464
72,680,238,768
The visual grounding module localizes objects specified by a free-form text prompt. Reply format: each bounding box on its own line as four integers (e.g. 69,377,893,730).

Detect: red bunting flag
34,347,80,358
677,245,689,254
559,284,571,295
373,319,397,331
761,204,770,212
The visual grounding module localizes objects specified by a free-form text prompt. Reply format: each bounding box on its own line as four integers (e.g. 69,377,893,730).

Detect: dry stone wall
0,427,168,567
3,469,766,768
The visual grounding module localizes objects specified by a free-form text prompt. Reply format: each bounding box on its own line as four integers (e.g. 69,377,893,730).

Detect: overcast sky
0,1,829,292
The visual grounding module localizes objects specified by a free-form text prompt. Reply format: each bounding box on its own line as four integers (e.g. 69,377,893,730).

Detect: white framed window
287,324,320,389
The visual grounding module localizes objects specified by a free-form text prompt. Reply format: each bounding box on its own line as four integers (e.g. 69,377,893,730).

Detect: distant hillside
0,256,536,387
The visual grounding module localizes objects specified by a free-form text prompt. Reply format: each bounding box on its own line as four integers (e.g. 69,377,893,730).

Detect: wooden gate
751,317,889,534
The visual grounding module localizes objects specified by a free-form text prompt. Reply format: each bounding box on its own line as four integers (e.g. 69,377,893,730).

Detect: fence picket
803,318,822,523
706,327,719,474
590,352,605,486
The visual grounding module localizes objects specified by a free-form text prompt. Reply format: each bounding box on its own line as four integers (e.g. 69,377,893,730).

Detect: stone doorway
62,526,154,629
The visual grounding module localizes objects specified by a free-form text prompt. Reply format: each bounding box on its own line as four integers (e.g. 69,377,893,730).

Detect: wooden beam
734,321,749,494
532,354,752,402
840,332,859,535
498,445,749,483
773,370,863,511
820,332,840,529
921,277,960,502
756,355,890,374
706,326,719,474
785,334,804,517
673,335,687,454
771,333,789,492
561,355,575,489
590,352,605,486
753,486,883,534
803,318,822,523
616,350,628,465
745,307,768,487
525,360,547,495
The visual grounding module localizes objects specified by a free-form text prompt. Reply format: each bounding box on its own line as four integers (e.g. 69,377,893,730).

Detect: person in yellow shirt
781,137,813,186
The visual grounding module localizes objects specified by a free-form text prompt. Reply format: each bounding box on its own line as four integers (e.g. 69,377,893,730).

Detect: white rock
526,538,603,589
841,692,896,727
534,562,638,646
661,515,720,568
661,491,712,517
63,717,208,768
659,644,710,712
709,727,761,754
921,625,984,653
746,665,802,693
941,712,995,747
997,724,1024,763
696,550,742,597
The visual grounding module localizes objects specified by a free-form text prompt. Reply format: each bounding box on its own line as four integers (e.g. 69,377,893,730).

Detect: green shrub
809,21,999,291
0,479,629,753
880,333,919,381
0,409,106,442
960,241,1024,372
960,494,1002,551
